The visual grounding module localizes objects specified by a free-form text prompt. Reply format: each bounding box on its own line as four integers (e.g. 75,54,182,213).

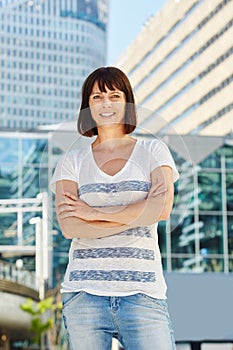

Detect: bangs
93,70,125,93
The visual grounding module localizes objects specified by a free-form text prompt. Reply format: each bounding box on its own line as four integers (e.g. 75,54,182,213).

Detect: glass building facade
0,131,232,289
0,131,50,278
158,137,233,274
0,0,108,129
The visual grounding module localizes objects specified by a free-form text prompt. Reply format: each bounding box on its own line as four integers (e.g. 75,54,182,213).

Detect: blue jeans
62,292,176,350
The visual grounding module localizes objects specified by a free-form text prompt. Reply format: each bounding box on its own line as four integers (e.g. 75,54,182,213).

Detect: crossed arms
55,166,174,239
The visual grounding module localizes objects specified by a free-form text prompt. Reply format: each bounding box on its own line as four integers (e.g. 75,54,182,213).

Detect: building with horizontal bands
116,0,232,137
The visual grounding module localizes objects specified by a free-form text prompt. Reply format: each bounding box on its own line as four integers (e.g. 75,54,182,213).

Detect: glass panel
224,144,233,169
170,150,188,168
174,169,195,214
53,226,70,285
22,166,40,198
22,212,40,246
39,165,48,193
0,165,18,199
0,137,18,163
171,255,197,272
0,213,17,245
226,173,233,211
199,215,223,254
22,138,47,164
229,258,233,273
198,172,222,211
159,220,168,266
199,148,221,168
228,215,233,256
199,257,224,272
158,221,166,254
171,214,195,254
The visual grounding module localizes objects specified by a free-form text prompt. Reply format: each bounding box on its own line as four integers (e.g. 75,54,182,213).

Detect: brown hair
77,66,137,137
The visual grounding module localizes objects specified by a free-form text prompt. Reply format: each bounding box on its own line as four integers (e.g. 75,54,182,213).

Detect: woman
50,66,179,350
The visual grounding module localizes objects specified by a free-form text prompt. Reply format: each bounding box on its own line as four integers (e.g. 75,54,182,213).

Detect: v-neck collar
90,139,139,178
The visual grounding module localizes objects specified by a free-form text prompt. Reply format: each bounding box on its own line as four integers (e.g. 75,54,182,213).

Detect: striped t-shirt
50,138,179,299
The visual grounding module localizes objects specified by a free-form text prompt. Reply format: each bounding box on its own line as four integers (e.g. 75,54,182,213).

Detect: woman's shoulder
137,137,165,151
58,144,91,165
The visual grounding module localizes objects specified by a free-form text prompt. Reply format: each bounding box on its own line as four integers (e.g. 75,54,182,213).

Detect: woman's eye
111,94,120,98
93,95,100,99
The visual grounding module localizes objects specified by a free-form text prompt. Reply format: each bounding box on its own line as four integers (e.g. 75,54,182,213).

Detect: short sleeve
149,139,179,182
49,151,79,193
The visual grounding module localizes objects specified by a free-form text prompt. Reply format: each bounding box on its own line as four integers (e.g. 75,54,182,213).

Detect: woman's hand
57,192,98,221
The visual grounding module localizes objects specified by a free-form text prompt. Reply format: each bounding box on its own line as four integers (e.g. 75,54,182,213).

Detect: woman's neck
93,130,134,151
94,126,130,144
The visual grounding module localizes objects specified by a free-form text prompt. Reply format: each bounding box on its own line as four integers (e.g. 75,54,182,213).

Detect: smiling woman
50,66,179,350
77,66,137,137
88,82,126,129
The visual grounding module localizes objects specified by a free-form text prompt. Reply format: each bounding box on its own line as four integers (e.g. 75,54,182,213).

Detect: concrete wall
165,272,233,342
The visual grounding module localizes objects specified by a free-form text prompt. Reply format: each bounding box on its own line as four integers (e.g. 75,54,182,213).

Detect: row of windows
1,46,104,62
2,7,99,29
129,0,203,77
154,46,233,118
9,13,84,30
2,10,106,34
140,20,233,130
1,89,79,102
1,33,97,46
1,98,78,111
193,102,233,134
136,0,230,93
1,101,78,115
1,82,82,94
1,71,87,82
1,25,97,42
1,57,99,73
1,35,102,49
168,73,233,131
1,115,71,129
139,1,232,106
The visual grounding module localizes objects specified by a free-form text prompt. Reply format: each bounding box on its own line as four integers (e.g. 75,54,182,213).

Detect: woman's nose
102,96,111,107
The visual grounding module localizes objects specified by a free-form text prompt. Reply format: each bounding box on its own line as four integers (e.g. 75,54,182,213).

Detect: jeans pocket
62,291,85,308
138,293,168,310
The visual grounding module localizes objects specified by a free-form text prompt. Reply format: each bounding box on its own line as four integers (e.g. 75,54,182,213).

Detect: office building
116,0,232,137
0,0,108,129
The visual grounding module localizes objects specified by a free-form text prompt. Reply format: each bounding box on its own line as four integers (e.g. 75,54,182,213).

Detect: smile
99,112,115,118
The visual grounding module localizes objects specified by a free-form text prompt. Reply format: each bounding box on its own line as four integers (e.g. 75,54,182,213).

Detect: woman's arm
55,180,134,239
60,166,175,227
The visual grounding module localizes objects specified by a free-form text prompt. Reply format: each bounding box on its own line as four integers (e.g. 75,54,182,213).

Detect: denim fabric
62,292,176,350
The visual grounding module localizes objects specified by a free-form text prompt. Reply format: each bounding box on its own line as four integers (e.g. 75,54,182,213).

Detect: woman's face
88,81,126,129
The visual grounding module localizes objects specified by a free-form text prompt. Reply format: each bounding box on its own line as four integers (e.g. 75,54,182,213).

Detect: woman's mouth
99,112,115,118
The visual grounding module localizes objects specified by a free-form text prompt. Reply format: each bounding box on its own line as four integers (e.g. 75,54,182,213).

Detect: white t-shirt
50,138,179,299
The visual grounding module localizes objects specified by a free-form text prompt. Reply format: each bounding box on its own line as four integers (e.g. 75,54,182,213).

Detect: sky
107,0,168,65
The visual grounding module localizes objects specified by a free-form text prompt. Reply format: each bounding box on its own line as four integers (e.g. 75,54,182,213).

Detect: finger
58,205,74,214
59,211,76,219
57,199,76,207
64,192,78,200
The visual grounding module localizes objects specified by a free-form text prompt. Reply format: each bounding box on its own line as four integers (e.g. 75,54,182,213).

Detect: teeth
100,113,114,117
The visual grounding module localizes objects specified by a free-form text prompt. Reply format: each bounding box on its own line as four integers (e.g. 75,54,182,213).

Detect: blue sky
107,0,168,64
